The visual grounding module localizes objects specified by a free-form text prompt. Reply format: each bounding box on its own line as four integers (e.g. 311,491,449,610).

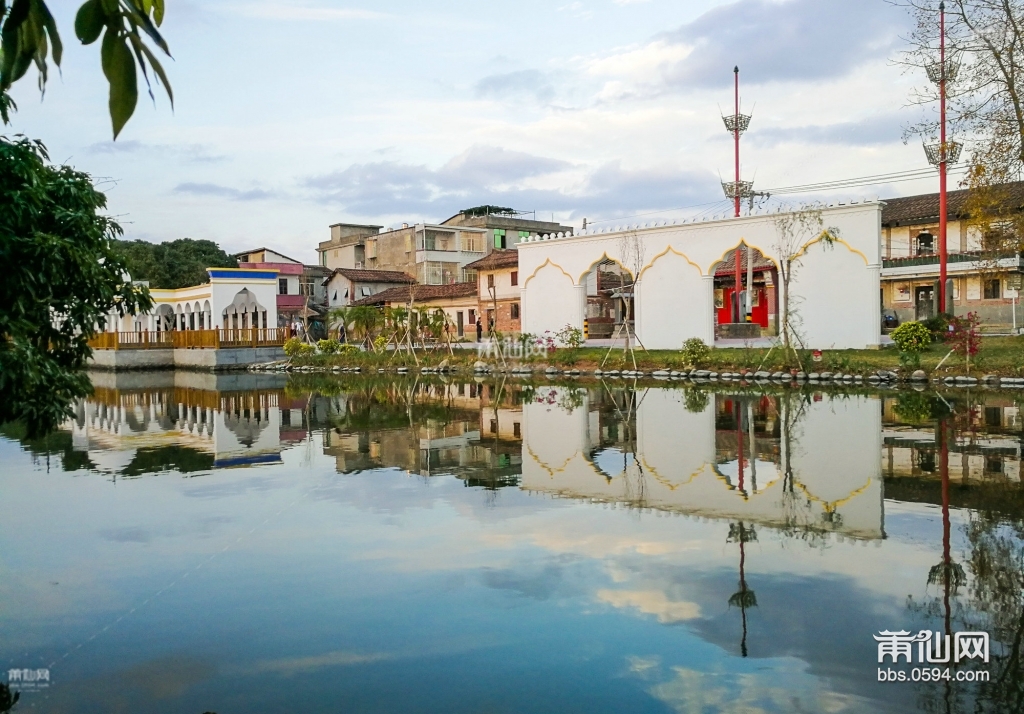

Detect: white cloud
231,2,387,21
597,588,702,623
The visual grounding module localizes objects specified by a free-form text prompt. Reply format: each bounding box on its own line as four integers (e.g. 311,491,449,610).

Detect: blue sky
7,0,935,262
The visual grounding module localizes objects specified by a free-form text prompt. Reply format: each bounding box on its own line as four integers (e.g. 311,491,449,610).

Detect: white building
101,268,281,335
517,203,882,350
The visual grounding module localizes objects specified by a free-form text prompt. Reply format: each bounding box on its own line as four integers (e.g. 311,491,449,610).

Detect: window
511,271,518,286
896,286,911,302
916,232,935,255
462,233,483,252
361,286,372,297
332,291,338,302
517,230,529,244
984,279,1001,299
511,303,520,319
343,288,349,299
469,309,476,323
985,407,1002,427
513,422,521,438
278,278,288,295
494,229,506,249
487,274,495,288
490,419,498,433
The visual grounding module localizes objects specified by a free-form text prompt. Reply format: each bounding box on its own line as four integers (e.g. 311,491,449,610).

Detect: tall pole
734,66,741,219
939,2,948,314
734,66,742,322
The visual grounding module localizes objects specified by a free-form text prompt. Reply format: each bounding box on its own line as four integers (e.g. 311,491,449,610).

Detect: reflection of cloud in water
252,650,391,676
597,589,701,623
647,663,872,714
715,458,782,494
591,448,630,479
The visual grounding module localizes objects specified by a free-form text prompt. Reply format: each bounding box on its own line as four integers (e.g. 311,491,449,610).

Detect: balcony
882,250,1022,270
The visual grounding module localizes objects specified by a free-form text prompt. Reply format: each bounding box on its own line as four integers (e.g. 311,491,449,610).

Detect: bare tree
896,1,1024,233
601,231,647,369
771,206,835,362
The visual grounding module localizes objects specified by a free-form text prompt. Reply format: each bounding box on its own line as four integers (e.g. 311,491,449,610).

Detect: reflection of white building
67,374,286,472
520,387,884,539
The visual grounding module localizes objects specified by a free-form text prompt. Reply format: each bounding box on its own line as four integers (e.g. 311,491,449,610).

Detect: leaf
74,0,105,44
152,0,163,25
34,0,62,66
132,34,172,107
103,31,137,138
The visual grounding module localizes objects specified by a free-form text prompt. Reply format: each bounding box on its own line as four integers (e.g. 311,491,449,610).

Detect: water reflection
1,373,1023,712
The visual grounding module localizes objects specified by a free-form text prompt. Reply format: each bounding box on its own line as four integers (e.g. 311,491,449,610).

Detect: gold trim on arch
522,258,575,288
706,240,781,276
576,252,635,285
636,247,704,280
791,230,870,266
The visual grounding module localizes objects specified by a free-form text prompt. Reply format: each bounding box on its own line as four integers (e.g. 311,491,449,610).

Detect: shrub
284,337,315,357
681,337,711,367
552,324,584,365
317,339,341,355
891,321,932,353
946,312,982,372
921,313,953,339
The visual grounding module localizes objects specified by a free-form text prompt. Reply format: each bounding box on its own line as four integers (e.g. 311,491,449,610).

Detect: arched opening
581,257,634,340
154,304,175,332
185,303,194,331
222,289,266,335
203,300,212,331
709,244,778,339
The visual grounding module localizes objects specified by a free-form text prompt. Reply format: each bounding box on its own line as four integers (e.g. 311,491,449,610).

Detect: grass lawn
292,335,1024,376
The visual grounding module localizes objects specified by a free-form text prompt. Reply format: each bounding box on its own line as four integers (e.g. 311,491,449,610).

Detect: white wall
518,203,882,349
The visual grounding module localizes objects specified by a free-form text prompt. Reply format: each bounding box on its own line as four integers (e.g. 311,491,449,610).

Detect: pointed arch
706,240,780,275
637,246,703,280
791,230,869,265
522,258,574,288
576,252,634,285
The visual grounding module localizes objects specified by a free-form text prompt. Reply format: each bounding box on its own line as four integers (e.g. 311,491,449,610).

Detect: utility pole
925,2,961,315
722,67,753,324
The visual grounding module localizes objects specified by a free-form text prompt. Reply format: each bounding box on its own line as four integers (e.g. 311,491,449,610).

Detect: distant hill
114,238,238,289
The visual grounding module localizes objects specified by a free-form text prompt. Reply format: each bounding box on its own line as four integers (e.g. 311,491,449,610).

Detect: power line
584,166,969,227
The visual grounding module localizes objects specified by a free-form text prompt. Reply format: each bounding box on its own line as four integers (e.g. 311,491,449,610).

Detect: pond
1,370,1022,713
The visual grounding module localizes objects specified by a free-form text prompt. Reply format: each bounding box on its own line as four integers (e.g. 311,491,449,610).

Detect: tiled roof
713,246,775,276
329,268,416,284
350,282,478,306
465,249,519,271
881,181,1024,226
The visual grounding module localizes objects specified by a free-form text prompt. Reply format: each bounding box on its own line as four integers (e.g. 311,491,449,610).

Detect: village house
324,268,416,308
234,247,329,328
880,183,1024,329
348,283,479,339
315,207,571,286
465,249,520,334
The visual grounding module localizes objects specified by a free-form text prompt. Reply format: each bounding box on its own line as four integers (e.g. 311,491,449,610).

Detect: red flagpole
734,66,742,322
939,2,948,314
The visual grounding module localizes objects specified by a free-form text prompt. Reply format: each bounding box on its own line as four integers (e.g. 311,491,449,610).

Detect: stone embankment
249,360,1024,390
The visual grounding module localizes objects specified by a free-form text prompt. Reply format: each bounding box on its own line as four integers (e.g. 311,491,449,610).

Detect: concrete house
234,248,329,327
325,268,416,308
316,207,572,287
348,283,479,339
880,183,1024,328
465,249,520,334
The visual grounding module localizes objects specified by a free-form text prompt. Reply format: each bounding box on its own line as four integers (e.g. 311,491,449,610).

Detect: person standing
476,317,483,343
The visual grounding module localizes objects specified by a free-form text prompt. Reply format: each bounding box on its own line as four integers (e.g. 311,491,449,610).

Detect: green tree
0,136,151,435
115,237,238,289
1,0,173,137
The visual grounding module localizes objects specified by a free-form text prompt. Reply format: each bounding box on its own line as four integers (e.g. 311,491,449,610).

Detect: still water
2,370,1022,713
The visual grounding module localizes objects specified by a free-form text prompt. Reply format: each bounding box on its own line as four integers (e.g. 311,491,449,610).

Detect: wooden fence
89,329,287,350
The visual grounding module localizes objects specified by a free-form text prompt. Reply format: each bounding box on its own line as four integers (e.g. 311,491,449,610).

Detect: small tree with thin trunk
771,206,837,365
601,231,647,369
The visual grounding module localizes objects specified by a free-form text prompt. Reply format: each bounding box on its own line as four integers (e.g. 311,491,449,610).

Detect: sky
6,0,941,263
